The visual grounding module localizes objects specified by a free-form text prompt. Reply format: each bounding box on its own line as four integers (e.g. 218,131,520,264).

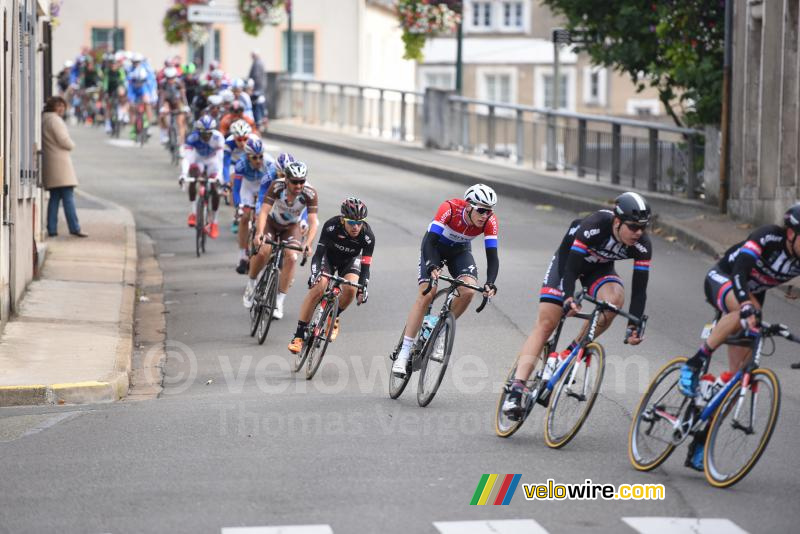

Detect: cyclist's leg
447,250,478,318
238,207,251,252
338,259,361,312
402,256,441,340
277,225,302,294
514,301,563,382
579,267,625,338
247,218,277,279
158,102,169,142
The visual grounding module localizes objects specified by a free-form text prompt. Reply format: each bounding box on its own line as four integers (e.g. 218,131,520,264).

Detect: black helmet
614,192,651,225
341,197,368,220
784,203,800,232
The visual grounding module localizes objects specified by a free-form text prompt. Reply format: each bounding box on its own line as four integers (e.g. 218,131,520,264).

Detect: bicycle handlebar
424,274,490,313
261,237,308,266
320,272,364,290
568,290,648,343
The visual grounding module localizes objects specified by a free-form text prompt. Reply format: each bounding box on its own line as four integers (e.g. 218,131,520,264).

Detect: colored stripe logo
470,474,521,505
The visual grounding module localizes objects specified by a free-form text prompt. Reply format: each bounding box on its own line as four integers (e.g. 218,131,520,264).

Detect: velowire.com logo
470,474,522,506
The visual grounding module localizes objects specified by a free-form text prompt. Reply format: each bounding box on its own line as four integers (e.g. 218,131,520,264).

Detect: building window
283,31,314,77
542,74,568,109
626,98,660,116
188,29,221,71
502,1,524,28
534,66,576,111
582,66,607,106
485,73,511,103
90,27,125,52
471,1,492,27
423,72,454,90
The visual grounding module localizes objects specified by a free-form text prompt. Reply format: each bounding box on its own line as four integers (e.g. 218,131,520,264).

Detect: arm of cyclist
732,236,762,330
307,225,332,287
357,226,376,304
303,201,320,255
625,239,652,345
420,231,443,281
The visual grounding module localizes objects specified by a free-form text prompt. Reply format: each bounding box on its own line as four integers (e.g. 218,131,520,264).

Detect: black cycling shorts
320,254,361,278
540,252,623,304
417,248,478,284
703,267,765,313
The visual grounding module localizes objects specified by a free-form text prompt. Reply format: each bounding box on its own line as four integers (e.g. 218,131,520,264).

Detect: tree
542,0,725,127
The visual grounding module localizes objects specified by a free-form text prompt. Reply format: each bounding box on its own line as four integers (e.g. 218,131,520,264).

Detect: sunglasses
248,154,264,160
474,207,493,215
624,222,648,232
235,136,248,143
343,218,364,226
288,179,306,185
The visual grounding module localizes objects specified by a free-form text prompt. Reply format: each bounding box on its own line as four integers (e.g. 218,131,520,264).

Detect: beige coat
41,111,78,190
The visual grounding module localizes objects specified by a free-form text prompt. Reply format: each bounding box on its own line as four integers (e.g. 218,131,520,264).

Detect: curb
0,191,137,406
267,128,722,260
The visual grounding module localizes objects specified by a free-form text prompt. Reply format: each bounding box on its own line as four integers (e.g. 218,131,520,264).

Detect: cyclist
233,136,276,274
219,100,256,137
288,198,374,354
391,184,500,378
502,191,652,417
158,66,189,145
231,78,254,120
678,203,800,470
243,162,319,320
181,115,226,238
224,119,255,233
102,59,127,133
126,66,152,138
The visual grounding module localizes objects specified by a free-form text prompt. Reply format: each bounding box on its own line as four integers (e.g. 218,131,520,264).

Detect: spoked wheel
628,357,688,471
388,328,412,399
495,362,526,438
417,313,455,407
195,196,205,258
169,125,179,165
544,343,606,449
305,300,337,380
256,270,279,345
704,368,780,488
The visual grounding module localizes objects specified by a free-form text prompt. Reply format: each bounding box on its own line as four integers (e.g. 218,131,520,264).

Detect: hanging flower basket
239,0,287,36
49,0,64,28
162,0,211,47
397,0,461,61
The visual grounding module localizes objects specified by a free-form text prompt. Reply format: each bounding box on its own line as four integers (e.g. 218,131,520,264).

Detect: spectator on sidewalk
42,96,88,238
248,50,265,94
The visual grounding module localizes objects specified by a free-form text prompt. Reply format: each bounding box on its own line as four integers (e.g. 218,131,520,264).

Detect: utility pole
286,0,294,75
455,16,463,94
112,0,119,52
547,28,570,170
719,0,732,213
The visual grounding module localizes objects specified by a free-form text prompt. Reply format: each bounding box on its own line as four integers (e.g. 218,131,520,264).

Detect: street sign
187,5,240,24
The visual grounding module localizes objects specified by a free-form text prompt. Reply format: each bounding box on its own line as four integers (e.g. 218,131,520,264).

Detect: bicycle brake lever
422,279,435,296
476,296,489,313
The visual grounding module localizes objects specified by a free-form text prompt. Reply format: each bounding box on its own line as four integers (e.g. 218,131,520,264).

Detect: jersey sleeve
304,185,319,214
732,226,774,304
483,214,498,249
628,235,653,325
427,200,453,237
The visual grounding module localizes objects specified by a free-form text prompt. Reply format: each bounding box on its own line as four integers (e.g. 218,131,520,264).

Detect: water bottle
709,371,733,401
696,373,716,406
541,353,558,382
420,314,439,342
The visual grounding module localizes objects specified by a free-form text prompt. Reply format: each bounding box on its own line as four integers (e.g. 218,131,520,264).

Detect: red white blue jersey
184,130,225,158
427,198,498,249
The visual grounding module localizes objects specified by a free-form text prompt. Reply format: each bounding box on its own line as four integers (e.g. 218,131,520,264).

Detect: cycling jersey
310,216,375,288
546,210,652,325
233,155,276,209
184,130,225,158
219,113,256,137
261,179,318,227
420,198,499,284
715,224,800,304
103,68,125,94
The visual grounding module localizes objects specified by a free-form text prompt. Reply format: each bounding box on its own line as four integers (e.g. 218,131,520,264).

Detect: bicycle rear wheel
257,269,279,345
306,299,337,380
704,368,780,488
544,343,606,449
495,362,526,438
388,327,412,399
195,194,205,257
416,313,455,407
628,357,687,471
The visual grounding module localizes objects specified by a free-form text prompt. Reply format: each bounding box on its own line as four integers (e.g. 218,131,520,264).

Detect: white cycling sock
239,248,248,260
276,292,287,306
398,336,414,360
246,277,256,291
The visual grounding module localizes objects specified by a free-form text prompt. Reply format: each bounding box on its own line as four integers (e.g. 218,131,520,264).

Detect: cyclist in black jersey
503,192,653,416
288,198,374,354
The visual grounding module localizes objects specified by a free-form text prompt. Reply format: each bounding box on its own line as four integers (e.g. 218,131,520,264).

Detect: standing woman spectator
42,96,87,237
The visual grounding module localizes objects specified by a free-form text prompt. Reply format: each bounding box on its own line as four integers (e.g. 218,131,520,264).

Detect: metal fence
277,78,705,200
278,78,425,142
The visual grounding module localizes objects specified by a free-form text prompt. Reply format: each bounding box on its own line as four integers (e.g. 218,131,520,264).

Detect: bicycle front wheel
388,327,412,399
306,299,337,380
257,269,279,345
704,368,780,488
544,342,606,449
628,357,687,471
417,313,455,407
195,195,205,257
495,361,526,438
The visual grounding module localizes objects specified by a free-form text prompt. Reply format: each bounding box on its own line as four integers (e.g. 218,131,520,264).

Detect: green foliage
542,0,725,127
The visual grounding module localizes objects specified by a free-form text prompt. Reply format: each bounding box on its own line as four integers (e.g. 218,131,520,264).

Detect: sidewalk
0,191,136,406
267,120,747,258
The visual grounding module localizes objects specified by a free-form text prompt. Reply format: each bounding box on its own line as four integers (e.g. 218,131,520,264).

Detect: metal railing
276,79,705,200
278,78,425,142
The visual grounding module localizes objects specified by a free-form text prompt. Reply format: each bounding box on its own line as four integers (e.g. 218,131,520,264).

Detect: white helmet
132,52,144,63
64,60,74,68
229,119,252,138
232,78,245,90
164,66,178,79
207,94,223,106
220,89,235,104
464,184,497,208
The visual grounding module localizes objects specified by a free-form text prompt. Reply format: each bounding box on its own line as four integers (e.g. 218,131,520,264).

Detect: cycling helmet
209,60,220,71
64,60,74,68
285,161,308,181
220,89,235,104
207,94,223,107
164,66,178,79
133,67,148,82
132,52,144,63
246,78,255,89
464,184,497,208
232,78,246,90
229,119,252,138
211,69,224,81
244,137,264,157
183,62,196,75
784,203,800,232
275,153,295,172
614,192,651,225
195,115,217,132
229,100,243,113
341,197,368,221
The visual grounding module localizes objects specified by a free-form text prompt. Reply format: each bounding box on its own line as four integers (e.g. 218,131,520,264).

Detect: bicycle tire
306,298,337,380
195,192,205,258
704,368,780,488
388,327,412,399
495,362,525,438
257,269,279,345
628,357,687,471
544,342,606,449
249,298,263,337
201,200,208,253
417,313,455,407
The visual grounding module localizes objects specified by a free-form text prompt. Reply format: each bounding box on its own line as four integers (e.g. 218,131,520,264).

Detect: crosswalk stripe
221,526,333,534
433,519,549,534
622,517,749,534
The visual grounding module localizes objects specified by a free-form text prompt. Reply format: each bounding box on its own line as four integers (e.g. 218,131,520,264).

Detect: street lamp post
547,28,571,170
287,0,294,76
112,0,119,52
455,17,463,94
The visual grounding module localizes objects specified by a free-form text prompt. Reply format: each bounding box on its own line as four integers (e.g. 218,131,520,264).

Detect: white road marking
433,519,549,534
221,526,333,534
622,517,749,534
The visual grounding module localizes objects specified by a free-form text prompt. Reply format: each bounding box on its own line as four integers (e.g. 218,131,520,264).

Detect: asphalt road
1,126,799,534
